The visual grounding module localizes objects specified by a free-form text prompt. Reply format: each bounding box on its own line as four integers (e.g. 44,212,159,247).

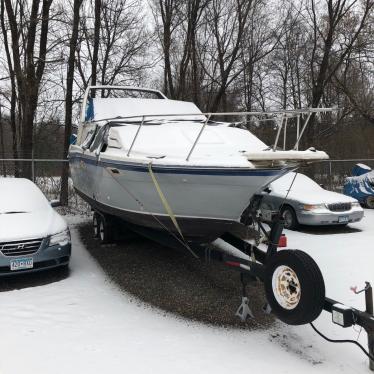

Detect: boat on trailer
69,86,374,369
70,85,330,242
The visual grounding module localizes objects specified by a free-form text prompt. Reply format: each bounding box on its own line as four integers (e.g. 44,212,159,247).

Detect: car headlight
49,229,71,246
351,202,361,207
300,204,326,211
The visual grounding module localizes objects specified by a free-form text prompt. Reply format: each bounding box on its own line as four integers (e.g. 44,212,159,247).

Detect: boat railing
88,108,338,161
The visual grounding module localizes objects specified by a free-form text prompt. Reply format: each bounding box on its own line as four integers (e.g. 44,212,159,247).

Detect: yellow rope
147,162,185,241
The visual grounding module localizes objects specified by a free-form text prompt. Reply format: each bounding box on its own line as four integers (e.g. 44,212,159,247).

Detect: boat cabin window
81,127,98,150
89,125,109,153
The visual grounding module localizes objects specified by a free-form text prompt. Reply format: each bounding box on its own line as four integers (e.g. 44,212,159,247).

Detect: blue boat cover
343,164,374,203
85,98,94,121
352,163,372,176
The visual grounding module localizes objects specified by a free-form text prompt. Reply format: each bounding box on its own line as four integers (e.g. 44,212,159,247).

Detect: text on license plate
338,216,349,223
10,257,33,271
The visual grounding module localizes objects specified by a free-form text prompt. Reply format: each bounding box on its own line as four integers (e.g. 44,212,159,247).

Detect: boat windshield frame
80,85,167,123
83,108,338,160
79,86,338,162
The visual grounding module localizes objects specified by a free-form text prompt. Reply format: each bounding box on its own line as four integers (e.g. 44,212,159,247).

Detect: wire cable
278,170,299,213
310,322,374,362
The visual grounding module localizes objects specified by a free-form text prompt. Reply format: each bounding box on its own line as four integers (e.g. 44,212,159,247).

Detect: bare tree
3,0,55,178
91,0,101,95
239,0,285,111
269,4,306,110
77,0,151,91
198,0,255,111
0,0,19,170
152,0,182,98
61,0,83,206
308,0,374,108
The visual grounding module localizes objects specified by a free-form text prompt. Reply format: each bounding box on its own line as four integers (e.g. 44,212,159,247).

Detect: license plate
338,216,349,223
10,257,33,271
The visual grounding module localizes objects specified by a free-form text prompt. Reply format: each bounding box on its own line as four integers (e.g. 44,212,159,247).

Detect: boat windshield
90,87,164,100
81,127,98,150
89,125,109,153
89,98,206,123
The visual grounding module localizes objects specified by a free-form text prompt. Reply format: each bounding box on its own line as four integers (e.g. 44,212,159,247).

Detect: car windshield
0,179,50,214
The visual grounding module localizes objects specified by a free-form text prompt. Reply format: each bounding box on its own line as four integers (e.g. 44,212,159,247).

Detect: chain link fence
0,158,90,215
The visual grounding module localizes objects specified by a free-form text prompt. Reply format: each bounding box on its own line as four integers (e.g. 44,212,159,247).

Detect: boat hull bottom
76,189,239,243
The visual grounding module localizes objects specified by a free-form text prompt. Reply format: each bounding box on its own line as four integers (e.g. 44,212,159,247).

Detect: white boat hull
70,153,289,241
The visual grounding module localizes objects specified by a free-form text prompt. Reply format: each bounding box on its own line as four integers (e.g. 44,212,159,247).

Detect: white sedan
0,178,71,274
259,172,364,229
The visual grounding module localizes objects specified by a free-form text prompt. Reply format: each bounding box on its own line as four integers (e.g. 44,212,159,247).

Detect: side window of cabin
89,126,109,153
81,127,97,150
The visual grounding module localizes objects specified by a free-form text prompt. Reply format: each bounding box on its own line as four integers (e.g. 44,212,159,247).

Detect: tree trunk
0,0,19,173
0,103,5,176
4,0,53,180
61,0,82,206
91,0,101,96
20,90,38,179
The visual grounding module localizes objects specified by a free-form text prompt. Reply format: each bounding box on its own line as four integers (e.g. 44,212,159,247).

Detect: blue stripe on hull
69,153,286,177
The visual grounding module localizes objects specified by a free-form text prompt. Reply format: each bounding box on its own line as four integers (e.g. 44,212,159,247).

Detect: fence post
329,161,332,190
31,150,35,182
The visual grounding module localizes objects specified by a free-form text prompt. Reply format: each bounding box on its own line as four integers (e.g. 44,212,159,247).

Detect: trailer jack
235,297,254,321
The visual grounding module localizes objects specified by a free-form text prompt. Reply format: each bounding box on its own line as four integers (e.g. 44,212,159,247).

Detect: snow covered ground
0,211,373,374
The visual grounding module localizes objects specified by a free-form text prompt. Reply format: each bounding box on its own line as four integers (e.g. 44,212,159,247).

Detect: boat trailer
93,208,374,371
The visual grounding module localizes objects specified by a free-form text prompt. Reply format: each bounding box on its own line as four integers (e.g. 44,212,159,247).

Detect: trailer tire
265,250,325,325
93,213,100,238
98,215,114,244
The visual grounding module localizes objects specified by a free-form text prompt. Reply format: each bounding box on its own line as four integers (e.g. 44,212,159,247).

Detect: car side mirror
50,199,61,208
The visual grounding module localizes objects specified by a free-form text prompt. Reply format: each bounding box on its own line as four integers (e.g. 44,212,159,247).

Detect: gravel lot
78,222,274,329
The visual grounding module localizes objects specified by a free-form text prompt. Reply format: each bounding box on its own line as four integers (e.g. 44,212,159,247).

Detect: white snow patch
93,98,206,122
0,212,373,373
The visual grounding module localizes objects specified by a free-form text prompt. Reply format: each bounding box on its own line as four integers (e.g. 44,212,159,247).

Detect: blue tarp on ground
343,164,374,203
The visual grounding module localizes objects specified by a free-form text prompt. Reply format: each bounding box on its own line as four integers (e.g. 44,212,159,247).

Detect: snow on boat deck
0,211,373,373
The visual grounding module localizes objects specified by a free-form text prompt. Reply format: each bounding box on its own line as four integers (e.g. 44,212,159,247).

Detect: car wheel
281,206,299,230
93,213,100,238
366,196,374,209
264,250,325,325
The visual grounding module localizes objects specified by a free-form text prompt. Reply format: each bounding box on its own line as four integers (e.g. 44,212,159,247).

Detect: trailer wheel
366,196,374,209
280,206,299,230
265,250,325,325
98,215,113,244
93,213,100,238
